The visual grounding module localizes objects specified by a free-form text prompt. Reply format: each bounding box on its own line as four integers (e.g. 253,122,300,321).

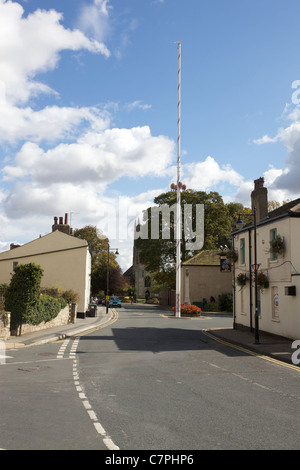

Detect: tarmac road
0,303,299,451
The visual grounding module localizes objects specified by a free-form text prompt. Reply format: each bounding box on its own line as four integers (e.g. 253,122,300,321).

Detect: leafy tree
4,263,68,332
5,263,44,332
74,225,128,295
135,189,253,289
136,189,232,273
226,202,252,231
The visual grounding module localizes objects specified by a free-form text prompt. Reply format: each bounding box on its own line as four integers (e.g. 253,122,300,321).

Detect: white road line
70,337,120,450
57,339,70,359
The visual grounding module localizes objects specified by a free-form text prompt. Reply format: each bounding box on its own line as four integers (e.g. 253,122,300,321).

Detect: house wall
234,217,300,339
181,265,232,305
0,232,91,314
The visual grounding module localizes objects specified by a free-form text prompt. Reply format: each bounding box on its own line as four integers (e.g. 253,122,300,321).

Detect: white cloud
183,156,244,191
1,125,175,217
0,0,110,105
253,103,300,195
126,101,152,112
0,104,111,145
78,0,112,42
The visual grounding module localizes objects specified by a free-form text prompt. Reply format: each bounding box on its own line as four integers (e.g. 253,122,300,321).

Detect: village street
0,304,299,452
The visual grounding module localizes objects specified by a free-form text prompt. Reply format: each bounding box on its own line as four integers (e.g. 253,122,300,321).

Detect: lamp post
236,206,260,344
106,243,119,314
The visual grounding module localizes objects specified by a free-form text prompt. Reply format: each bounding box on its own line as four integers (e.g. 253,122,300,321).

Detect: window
240,238,245,265
12,261,18,271
270,228,278,261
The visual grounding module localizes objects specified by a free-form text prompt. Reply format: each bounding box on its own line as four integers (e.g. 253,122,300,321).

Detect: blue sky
1,0,300,270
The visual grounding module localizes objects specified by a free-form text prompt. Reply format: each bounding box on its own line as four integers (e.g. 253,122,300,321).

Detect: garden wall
1,304,77,338
16,304,74,336
0,312,10,340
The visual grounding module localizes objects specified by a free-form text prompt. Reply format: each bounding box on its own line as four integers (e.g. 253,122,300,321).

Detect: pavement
3,306,114,350
2,306,299,368
205,323,298,367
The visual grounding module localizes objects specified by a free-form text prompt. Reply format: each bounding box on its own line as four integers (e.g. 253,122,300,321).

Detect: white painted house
0,215,91,315
232,178,300,340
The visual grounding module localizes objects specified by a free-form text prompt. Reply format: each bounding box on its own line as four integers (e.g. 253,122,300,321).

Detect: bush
203,302,220,312
5,263,44,331
4,263,69,331
27,295,68,326
61,289,79,304
218,293,233,312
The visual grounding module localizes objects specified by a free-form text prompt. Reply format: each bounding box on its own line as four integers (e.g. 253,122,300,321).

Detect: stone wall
17,304,74,336
0,312,10,340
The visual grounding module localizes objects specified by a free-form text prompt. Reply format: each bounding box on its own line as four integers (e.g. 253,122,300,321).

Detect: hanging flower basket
270,234,285,255
226,249,238,263
257,271,269,289
236,273,248,286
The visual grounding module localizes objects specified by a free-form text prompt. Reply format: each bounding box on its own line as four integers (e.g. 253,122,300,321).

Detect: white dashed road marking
71,338,120,450
56,339,70,359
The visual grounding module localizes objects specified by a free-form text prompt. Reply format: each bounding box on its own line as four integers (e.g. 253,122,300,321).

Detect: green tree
5,263,44,332
74,225,127,296
136,189,232,273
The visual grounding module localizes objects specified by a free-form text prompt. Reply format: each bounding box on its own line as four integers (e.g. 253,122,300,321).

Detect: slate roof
182,250,221,266
233,198,300,234
266,198,300,220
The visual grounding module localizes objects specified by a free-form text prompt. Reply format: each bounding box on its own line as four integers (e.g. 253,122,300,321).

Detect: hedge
5,263,44,331
4,262,68,331
27,295,68,326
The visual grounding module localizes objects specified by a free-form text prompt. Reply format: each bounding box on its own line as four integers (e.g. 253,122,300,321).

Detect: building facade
0,215,91,315
181,250,233,307
233,179,300,340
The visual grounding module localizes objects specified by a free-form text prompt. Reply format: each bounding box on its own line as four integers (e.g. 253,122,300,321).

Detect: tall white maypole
175,41,182,318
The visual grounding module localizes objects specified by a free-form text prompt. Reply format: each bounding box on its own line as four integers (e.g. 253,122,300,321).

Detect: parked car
108,296,122,308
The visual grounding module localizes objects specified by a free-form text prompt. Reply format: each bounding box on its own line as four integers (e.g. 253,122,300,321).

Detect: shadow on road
81,326,248,358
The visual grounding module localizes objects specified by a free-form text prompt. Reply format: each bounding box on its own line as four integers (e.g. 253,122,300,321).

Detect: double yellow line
202,330,300,372
73,309,119,337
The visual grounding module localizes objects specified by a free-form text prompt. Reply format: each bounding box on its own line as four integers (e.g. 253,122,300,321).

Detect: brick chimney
52,213,73,235
251,177,268,221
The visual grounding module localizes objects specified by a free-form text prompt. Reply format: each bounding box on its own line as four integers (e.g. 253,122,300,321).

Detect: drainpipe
232,235,236,330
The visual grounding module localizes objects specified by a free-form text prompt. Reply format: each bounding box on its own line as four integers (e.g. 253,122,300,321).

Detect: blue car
108,296,122,308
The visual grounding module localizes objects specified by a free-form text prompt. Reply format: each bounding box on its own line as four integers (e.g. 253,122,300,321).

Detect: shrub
203,302,220,312
218,293,233,312
27,295,68,326
61,289,79,304
5,263,44,331
40,287,79,304
4,263,69,331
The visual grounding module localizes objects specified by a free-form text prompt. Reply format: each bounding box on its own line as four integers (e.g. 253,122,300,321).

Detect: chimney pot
251,177,268,221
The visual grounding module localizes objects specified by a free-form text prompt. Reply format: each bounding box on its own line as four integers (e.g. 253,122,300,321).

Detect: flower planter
270,234,285,256
226,249,238,263
257,272,269,290
236,273,248,286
